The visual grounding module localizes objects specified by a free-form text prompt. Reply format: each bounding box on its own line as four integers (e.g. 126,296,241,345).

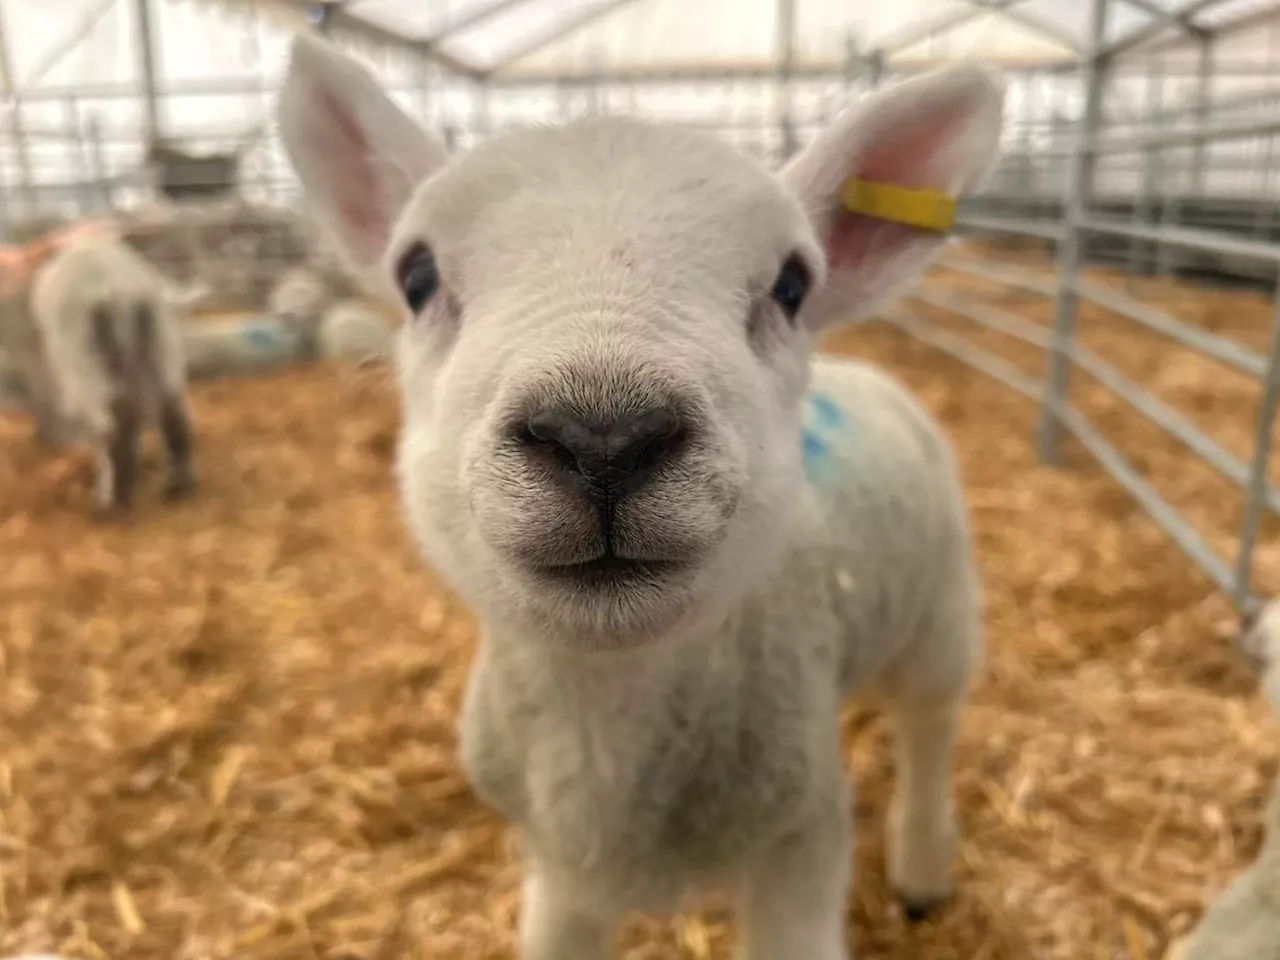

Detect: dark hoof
93,501,131,523
164,476,197,501
900,897,948,924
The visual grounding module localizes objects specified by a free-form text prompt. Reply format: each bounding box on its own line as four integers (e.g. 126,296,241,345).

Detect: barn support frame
902,0,1280,610
1237,292,1280,608
1037,0,1109,465
133,0,162,146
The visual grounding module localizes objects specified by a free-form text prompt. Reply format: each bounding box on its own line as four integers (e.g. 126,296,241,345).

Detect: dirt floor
2,256,1279,960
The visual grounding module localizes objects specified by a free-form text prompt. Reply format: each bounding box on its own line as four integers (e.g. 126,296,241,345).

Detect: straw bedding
1,256,1277,960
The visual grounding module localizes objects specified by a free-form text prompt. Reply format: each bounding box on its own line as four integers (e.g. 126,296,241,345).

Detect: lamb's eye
395,242,439,314
769,254,811,321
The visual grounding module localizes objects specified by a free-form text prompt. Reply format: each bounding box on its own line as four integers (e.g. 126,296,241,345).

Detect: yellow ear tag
838,179,957,234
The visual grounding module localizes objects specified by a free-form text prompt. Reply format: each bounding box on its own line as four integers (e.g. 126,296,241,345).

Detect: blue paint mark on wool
245,322,287,354
808,391,844,431
800,390,847,484
802,428,827,476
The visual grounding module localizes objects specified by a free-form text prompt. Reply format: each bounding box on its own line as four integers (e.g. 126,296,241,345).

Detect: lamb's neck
483,614,740,717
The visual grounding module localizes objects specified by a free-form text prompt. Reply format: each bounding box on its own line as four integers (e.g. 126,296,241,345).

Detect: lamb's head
276,34,1004,649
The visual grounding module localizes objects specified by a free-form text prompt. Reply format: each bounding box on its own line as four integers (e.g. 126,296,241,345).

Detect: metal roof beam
1102,0,1234,57
1117,0,1210,40
876,0,1024,57
490,55,1072,87
969,0,1084,54
423,0,540,45
273,1,485,79
485,0,648,76
14,0,115,92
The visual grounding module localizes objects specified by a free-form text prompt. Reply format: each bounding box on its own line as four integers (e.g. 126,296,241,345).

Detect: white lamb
31,235,198,518
278,34,1003,960
267,264,331,357
1177,601,1280,960
316,298,393,363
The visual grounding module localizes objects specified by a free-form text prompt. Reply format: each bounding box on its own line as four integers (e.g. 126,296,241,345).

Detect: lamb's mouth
530,555,688,589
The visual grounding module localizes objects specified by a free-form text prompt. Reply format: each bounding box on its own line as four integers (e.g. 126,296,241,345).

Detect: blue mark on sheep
801,391,846,484
808,391,844,431
802,428,828,476
244,322,287,354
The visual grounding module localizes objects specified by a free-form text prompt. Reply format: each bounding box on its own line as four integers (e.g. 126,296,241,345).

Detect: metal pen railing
895,0,1280,610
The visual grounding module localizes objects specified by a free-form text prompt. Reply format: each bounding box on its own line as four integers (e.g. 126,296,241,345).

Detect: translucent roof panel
3,0,138,89
888,11,1083,65
336,0,1280,76
443,0,621,70
499,0,780,74
344,0,470,39
1193,0,1280,26
1017,0,1153,45
6,0,1280,100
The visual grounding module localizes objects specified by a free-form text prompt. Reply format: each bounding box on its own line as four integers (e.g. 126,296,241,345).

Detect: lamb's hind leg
883,695,963,920
878,587,980,921
135,301,196,501
25,358,68,448
92,394,140,519
89,305,139,519
158,389,196,500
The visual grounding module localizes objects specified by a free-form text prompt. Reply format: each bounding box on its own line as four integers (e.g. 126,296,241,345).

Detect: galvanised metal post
87,114,110,212
134,0,161,146
1037,0,1109,464
1253,24,1280,241
1190,33,1214,196
64,96,89,218
1234,286,1280,610
842,34,859,96
473,78,491,137
1127,52,1163,288
868,49,885,89
776,0,798,163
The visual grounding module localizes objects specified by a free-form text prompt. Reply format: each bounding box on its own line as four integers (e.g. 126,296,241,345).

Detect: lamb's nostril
607,408,683,494
521,406,684,498
524,409,603,476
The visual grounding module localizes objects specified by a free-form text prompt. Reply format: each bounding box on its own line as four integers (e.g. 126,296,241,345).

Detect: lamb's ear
781,62,1005,330
275,32,448,269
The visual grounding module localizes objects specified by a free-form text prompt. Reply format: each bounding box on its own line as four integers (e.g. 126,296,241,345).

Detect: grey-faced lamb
277,33,1004,960
1177,601,1280,960
30,234,198,517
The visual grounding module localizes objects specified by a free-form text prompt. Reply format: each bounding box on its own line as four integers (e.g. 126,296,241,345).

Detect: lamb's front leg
518,862,619,960
736,808,852,960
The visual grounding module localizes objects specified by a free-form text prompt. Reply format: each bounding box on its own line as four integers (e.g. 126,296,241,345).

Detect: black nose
523,406,684,502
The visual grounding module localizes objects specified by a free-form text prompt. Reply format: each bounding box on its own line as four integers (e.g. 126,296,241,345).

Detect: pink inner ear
826,106,967,274
316,88,388,256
